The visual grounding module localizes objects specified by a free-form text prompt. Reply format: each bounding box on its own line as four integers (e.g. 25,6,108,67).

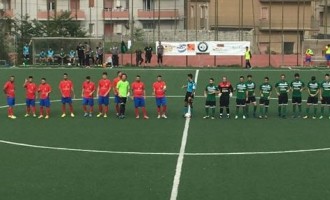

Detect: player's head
294,73,300,80
264,77,269,83
246,46,249,50
136,75,141,82
86,76,91,82
280,74,285,80
9,75,14,82
187,73,193,81
41,78,46,84
239,76,244,82
117,71,122,77
222,76,227,82
102,72,108,79
121,73,127,81
157,75,162,82
325,73,330,81
63,73,68,80
209,78,214,84
247,74,252,80
311,76,316,81
28,76,33,82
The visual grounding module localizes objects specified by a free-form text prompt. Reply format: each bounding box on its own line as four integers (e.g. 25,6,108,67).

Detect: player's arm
47,86,52,97
152,84,156,96
23,78,28,88
319,86,323,99
71,84,76,99
105,84,112,96
81,86,84,98
3,84,7,95
96,83,100,98
58,83,64,97
245,90,249,100
204,88,207,97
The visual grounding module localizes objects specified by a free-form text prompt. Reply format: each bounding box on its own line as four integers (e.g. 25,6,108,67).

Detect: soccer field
1,67,330,200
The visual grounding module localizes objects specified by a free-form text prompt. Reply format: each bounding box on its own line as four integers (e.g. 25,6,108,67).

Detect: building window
104,0,113,9
190,5,194,18
320,11,324,26
47,0,56,11
143,22,156,29
143,0,154,11
261,7,268,20
70,0,80,10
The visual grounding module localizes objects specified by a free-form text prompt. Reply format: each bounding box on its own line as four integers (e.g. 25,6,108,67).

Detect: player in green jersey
319,73,330,119
275,74,290,118
116,73,130,119
245,75,257,118
303,76,320,119
235,76,248,119
259,77,272,119
203,78,219,119
290,73,305,118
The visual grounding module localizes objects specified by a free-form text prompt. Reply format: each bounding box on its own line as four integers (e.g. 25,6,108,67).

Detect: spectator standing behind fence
245,46,252,69
112,46,119,68
305,48,314,67
135,49,144,67
157,41,164,66
76,43,85,67
47,48,54,65
84,42,91,68
324,44,330,68
144,44,153,66
23,42,31,66
59,47,67,65
96,43,103,67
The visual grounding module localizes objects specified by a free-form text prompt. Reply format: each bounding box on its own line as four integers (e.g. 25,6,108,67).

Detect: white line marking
2,139,330,156
170,69,199,200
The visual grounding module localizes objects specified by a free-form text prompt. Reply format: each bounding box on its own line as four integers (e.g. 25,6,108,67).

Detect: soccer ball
184,113,191,118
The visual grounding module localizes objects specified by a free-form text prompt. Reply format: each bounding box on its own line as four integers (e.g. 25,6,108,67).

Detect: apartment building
188,0,319,54
0,0,184,37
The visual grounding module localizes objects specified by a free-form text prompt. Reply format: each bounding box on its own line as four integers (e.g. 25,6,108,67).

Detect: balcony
259,20,319,31
2,9,14,18
137,9,179,20
37,10,86,20
103,8,129,20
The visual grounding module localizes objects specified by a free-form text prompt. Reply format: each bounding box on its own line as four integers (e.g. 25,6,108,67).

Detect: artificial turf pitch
0,67,330,200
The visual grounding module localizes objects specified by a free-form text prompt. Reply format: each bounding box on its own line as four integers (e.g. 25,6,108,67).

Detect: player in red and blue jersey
113,71,122,116
23,76,37,117
38,78,52,119
97,72,112,118
82,76,95,117
59,73,75,118
3,76,16,119
153,75,167,119
131,75,148,119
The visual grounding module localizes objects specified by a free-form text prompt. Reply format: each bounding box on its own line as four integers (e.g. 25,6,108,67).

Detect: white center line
170,69,199,200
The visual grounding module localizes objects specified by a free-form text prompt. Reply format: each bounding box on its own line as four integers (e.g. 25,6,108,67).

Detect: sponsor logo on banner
209,41,250,56
156,42,196,56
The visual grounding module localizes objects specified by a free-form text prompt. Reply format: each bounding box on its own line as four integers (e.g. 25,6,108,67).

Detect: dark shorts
26,98,36,107
305,57,312,63
98,96,109,105
134,97,145,108
236,99,246,106
205,101,216,107
321,96,330,105
185,92,194,102
40,98,51,107
278,93,288,105
23,54,30,59
259,98,270,106
114,95,120,104
307,96,318,105
326,54,330,61
219,95,230,107
61,97,72,104
83,98,94,106
292,97,302,104
156,97,167,106
246,96,256,103
119,97,127,104
7,97,15,106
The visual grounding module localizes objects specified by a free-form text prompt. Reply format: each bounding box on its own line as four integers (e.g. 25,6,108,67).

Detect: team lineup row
3,72,330,120
203,73,330,120
2,71,194,120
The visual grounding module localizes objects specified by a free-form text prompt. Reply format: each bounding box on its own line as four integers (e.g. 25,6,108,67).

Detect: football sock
40,107,44,115
306,107,310,115
99,105,103,113
26,106,30,114
253,106,257,115
226,107,230,114
313,107,317,116
283,106,287,116
32,106,36,114
260,107,264,115
104,106,108,114
293,105,296,115
90,106,93,113
115,104,120,114
298,105,302,114
69,104,74,113
205,107,209,116
135,108,139,116
321,106,325,115
46,108,50,115
157,106,161,115
62,104,66,113
83,105,87,112
278,106,282,116
162,105,167,113
142,107,147,116
211,108,215,117
265,107,269,114
235,106,239,115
